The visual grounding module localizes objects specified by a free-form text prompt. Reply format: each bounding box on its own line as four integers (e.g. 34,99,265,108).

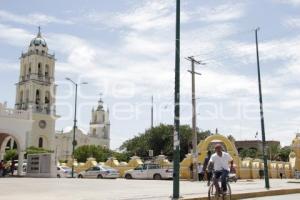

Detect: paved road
0,178,299,200
246,193,300,199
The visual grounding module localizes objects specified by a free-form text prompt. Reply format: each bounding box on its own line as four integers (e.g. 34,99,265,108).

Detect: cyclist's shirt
209,151,233,171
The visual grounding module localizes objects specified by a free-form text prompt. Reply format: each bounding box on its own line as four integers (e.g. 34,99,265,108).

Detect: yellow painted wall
240,158,253,179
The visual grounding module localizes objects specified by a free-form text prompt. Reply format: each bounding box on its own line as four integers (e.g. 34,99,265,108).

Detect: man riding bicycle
208,144,234,193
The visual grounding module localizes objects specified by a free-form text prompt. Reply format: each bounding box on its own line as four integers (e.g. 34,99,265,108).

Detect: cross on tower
37,26,41,37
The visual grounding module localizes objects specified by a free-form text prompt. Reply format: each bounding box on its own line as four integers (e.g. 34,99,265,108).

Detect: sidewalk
183,179,300,200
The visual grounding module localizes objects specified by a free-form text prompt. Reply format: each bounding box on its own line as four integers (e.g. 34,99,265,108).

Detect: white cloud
0,59,18,71
198,68,257,98
0,24,32,47
0,10,73,25
274,0,300,6
181,23,238,57
81,1,245,32
285,17,300,28
191,3,246,23
81,0,176,32
279,99,300,109
117,0,175,31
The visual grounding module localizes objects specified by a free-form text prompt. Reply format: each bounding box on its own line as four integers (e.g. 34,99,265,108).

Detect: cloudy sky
0,0,299,149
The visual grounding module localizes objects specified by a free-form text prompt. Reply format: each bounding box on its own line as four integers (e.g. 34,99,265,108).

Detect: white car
57,166,73,178
78,165,120,179
124,164,173,180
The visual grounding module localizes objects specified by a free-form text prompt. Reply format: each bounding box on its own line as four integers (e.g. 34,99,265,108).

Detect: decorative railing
19,73,54,83
21,51,55,59
14,102,56,115
0,103,31,120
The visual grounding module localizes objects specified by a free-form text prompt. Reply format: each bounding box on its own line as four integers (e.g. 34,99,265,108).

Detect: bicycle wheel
208,184,221,200
222,183,232,200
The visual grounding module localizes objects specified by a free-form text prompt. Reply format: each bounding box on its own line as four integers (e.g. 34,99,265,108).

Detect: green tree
74,145,112,162
239,148,258,159
267,143,280,160
277,146,291,162
227,135,235,143
4,149,18,161
74,145,131,163
119,124,211,161
112,151,131,162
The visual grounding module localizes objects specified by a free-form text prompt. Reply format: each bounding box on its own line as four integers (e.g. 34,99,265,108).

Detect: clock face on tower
39,120,47,129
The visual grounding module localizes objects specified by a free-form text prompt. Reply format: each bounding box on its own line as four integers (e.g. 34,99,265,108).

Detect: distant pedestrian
0,160,4,177
259,169,264,179
10,159,15,176
189,163,193,180
197,163,204,181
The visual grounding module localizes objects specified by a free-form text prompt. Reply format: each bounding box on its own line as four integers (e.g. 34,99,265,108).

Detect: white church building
0,29,110,175
55,98,110,161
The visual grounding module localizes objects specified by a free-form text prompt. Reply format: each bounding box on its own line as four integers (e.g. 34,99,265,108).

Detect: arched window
28,65,31,79
23,64,27,78
93,129,96,136
45,91,50,104
19,91,23,103
36,90,40,104
25,90,29,103
38,137,43,148
38,63,42,77
19,91,24,109
45,64,49,77
94,114,97,123
13,141,17,149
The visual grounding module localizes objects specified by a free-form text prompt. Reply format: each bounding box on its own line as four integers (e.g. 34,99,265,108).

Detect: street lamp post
173,0,180,199
65,77,87,178
254,28,270,189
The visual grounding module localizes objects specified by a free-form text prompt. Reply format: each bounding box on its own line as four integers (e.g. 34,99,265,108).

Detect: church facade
0,29,110,174
55,98,110,161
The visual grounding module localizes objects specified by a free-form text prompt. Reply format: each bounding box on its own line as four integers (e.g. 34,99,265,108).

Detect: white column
17,151,25,176
0,151,4,160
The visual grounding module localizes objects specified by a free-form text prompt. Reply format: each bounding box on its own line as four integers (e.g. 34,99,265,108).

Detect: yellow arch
198,134,241,177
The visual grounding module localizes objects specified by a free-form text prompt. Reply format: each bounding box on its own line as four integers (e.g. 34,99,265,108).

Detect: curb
183,188,300,200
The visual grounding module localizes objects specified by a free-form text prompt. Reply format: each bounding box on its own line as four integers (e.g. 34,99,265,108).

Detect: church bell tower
15,27,58,150
89,97,110,148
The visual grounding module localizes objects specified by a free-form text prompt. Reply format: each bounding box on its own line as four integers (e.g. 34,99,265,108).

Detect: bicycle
208,174,232,200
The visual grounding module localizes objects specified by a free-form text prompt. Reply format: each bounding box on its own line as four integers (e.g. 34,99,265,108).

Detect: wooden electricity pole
186,56,204,181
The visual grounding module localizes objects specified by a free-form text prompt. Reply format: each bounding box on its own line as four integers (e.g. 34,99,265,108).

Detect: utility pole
186,56,203,181
173,0,180,199
151,95,154,128
255,28,270,189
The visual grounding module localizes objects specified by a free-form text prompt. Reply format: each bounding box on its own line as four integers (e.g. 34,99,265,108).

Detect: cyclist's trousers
214,169,229,191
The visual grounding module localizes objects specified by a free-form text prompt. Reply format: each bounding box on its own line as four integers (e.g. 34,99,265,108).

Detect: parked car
57,166,73,178
78,165,120,179
124,163,173,180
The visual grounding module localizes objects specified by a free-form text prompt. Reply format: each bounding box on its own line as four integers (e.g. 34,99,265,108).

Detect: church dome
29,27,47,47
